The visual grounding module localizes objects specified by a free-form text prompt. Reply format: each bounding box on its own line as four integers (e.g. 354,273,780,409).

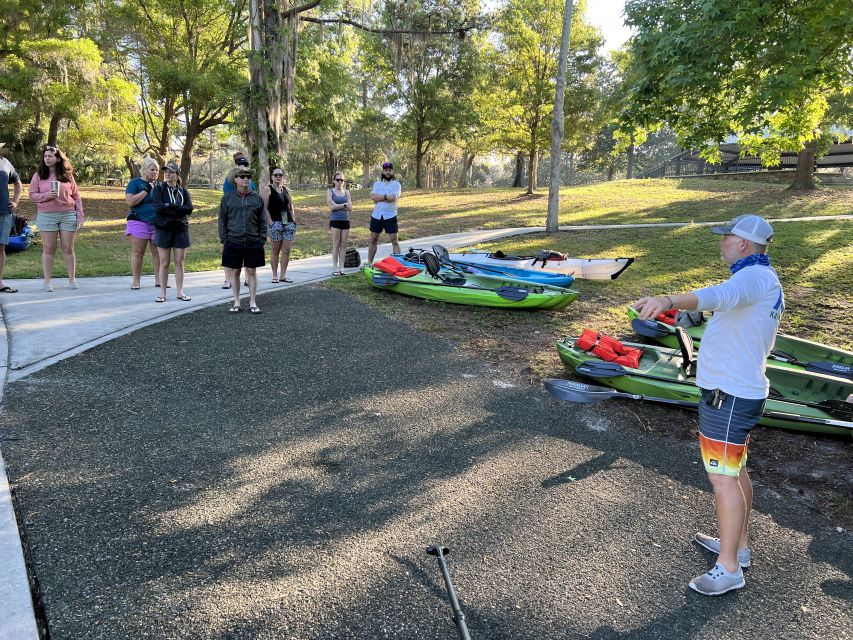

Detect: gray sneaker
694,532,751,568
689,563,745,596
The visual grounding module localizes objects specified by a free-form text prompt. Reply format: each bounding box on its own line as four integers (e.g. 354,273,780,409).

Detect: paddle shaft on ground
426,546,472,640
544,379,853,430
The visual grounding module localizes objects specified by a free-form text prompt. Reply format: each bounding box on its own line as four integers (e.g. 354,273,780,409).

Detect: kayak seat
490,250,523,261
675,326,696,375
422,251,467,286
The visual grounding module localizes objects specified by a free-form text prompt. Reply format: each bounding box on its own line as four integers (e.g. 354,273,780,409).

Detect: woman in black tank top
262,167,296,283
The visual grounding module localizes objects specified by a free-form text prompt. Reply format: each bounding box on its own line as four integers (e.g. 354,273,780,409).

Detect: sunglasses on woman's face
236,174,251,179
335,178,344,182
272,173,283,177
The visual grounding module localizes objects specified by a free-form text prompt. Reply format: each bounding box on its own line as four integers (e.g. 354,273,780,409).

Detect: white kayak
448,250,635,280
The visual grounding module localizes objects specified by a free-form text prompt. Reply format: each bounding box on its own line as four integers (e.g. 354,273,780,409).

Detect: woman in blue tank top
326,171,352,275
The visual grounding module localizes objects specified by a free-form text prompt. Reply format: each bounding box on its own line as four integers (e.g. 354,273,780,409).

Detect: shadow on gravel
2,287,850,639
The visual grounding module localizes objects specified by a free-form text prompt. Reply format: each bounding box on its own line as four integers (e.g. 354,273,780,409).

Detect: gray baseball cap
710,214,773,244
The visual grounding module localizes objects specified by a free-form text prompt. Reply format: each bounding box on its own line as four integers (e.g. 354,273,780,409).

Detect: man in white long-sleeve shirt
634,214,783,596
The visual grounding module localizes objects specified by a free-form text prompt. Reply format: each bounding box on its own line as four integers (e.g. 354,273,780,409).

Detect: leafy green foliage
620,0,853,163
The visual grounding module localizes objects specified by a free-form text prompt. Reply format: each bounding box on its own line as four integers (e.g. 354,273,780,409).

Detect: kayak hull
557,337,852,436
626,307,853,368
364,266,578,310
450,251,634,280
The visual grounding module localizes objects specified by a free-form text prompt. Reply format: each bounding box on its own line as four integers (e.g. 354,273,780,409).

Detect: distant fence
638,141,853,179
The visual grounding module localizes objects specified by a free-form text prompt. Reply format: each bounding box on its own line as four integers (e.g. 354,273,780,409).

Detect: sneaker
689,563,745,596
694,533,751,568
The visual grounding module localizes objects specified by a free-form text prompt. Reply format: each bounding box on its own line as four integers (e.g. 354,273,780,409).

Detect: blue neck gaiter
730,253,771,274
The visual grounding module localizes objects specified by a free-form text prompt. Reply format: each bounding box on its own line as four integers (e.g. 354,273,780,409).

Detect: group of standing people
0,144,403,306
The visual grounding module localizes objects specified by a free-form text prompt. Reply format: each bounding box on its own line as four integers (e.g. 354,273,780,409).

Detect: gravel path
2,287,850,639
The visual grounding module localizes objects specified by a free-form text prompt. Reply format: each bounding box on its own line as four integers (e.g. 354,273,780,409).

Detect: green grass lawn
7,178,852,279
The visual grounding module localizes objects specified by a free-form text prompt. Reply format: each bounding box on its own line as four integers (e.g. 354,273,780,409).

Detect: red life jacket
655,309,678,326
576,329,642,369
374,256,422,278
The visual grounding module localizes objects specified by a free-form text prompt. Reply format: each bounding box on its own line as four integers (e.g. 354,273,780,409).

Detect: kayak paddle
426,545,472,640
631,319,852,380
544,378,853,430
769,350,853,380
370,270,531,301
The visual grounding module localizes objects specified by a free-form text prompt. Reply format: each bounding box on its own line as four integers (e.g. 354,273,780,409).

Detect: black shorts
329,219,351,230
222,242,265,269
369,216,398,235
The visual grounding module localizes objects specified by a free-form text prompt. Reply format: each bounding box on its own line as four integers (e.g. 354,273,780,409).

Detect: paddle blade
575,360,629,378
492,286,528,301
631,317,671,339
805,361,853,380
371,272,400,286
544,378,619,403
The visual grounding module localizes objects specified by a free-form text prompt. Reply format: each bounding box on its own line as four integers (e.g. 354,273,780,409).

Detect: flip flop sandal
155,297,166,303
282,277,294,283
155,284,172,288
43,284,54,292
250,305,262,314
222,282,232,289
228,305,241,313
130,284,141,290
271,278,279,283
177,295,192,301
0,286,19,293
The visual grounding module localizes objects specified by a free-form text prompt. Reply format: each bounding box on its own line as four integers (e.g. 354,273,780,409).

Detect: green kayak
626,306,853,376
364,265,578,310
556,335,853,436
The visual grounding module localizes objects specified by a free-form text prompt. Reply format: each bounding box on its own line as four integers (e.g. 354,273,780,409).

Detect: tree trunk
125,156,140,179
179,128,198,186
626,140,635,179
47,112,63,146
607,163,615,181
249,0,270,190
459,152,474,187
512,151,525,187
545,0,574,231
415,130,425,188
789,141,817,190
526,146,538,194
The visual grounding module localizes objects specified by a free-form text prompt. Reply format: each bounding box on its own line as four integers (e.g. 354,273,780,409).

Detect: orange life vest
374,256,422,278
576,329,642,369
655,309,678,326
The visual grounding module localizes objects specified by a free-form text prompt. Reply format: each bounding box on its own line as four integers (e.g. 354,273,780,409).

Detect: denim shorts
697,388,765,477
0,215,13,245
37,211,77,233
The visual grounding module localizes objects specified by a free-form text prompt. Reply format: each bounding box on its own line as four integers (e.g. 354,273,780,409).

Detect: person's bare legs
149,240,162,286
388,232,400,256
280,239,292,280
270,240,282,280
737,468,752,550
708,473,749,573
338,228,349,270
173,248,187,297
157,247,172,300
0,245,5,287
59,229,77,285
246,267,258,309
225,267,241,307
330,228,342,271
367,232,380,264
129,236,148,287
41,230,59,289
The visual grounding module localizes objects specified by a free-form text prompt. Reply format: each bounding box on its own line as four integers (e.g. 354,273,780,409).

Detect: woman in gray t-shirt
326,172,352,275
